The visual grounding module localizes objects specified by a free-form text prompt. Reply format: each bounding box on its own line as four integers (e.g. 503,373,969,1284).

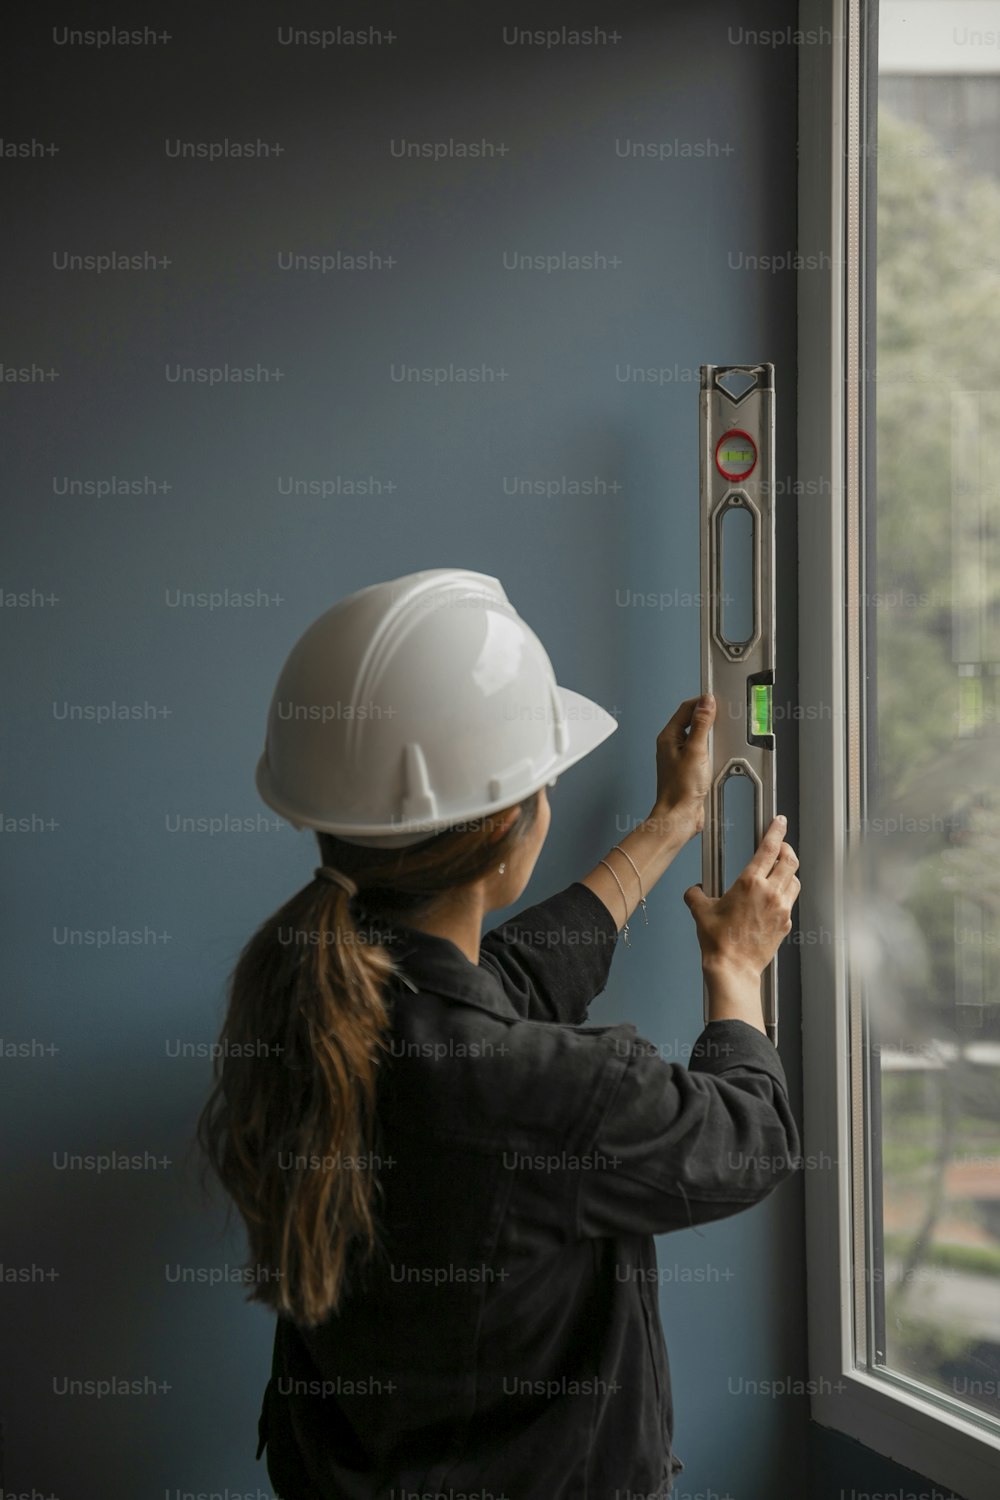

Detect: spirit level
699,363,778,1045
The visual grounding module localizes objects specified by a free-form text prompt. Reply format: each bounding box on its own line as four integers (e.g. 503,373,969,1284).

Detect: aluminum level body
699,363,778,1044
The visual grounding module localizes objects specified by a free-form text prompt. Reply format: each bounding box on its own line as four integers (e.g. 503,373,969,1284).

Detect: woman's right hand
683,816,800,979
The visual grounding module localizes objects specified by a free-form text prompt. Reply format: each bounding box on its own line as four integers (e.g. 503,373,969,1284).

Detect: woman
198,567,801,1499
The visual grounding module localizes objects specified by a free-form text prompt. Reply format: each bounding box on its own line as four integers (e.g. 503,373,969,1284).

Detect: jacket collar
358,911,519,1018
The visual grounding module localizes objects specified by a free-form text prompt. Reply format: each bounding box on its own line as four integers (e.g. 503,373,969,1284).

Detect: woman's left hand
650,694,716,840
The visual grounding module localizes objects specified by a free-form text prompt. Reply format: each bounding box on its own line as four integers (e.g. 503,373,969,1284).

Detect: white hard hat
254,568,619,846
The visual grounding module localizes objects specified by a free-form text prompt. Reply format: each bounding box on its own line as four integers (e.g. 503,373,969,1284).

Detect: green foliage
875,107,1000,793
883,1235,1000,1278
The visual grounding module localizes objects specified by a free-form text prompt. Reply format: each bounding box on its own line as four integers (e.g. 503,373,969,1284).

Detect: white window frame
799,2,1000,1496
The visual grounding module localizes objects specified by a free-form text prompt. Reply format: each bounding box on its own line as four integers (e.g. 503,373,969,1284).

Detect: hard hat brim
255,684,619,843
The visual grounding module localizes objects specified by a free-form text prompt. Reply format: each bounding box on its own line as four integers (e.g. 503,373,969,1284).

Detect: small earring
498,862,506,874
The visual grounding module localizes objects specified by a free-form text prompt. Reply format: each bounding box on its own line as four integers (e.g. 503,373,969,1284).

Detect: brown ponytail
196,791,541,1328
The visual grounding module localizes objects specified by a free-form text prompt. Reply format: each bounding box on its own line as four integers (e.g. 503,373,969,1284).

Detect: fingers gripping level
699,364,778,1045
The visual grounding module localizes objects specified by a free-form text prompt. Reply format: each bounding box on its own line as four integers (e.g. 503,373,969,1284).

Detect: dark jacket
256,879,801,1499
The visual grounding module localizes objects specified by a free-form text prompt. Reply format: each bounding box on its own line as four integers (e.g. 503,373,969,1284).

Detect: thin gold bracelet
597,857,632,945
609,843,648,927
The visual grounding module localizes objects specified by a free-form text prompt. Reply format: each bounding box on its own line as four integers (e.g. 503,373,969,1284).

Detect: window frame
798,1,1000,1496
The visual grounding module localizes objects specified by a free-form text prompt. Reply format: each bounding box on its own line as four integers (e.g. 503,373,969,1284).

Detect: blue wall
1,3,942,1497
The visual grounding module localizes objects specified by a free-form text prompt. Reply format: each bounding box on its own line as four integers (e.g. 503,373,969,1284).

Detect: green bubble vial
750,683,772,736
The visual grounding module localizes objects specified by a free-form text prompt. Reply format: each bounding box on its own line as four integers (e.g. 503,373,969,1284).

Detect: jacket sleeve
477,881,619,1025
576,1018,802,1237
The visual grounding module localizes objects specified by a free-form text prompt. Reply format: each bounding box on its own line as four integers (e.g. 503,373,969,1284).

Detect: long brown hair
196,790,541,1328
